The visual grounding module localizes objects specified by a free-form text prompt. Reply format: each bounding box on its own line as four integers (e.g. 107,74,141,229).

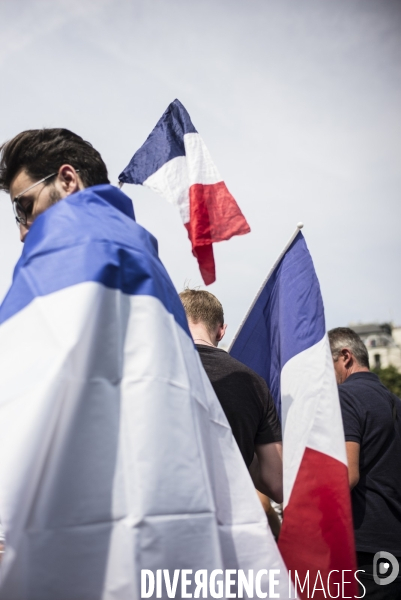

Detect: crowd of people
179,287,401,599
0,128,400,598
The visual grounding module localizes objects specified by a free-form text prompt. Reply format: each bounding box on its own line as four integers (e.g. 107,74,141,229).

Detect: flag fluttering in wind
0,184,291,599
119,99,250,285
229,226,357,599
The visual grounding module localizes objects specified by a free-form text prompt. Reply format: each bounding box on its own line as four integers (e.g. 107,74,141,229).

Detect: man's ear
342,348,353,368
216,323,227,342
56,164,83,196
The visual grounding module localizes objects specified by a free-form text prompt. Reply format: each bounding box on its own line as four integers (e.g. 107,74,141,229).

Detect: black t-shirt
339,372,401,555
196,344,282,467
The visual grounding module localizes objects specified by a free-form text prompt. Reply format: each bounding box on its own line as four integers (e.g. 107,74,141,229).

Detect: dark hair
328,327,370,369
179,288,224,334
0,128,110,191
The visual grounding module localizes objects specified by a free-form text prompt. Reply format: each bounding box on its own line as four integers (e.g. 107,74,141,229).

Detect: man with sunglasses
0,129,285,598
0,128,109,241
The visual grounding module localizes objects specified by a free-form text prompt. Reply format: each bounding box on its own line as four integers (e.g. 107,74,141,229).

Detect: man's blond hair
179,289,224,334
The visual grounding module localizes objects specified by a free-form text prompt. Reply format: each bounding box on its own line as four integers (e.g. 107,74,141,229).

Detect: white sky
1,0,400,343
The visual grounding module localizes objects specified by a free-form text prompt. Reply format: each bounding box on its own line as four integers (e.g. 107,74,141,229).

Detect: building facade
350,323,401,372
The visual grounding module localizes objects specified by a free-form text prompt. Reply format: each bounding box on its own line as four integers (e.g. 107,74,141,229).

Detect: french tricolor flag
229,227,357,599
119,99,250,285
0,184,292,598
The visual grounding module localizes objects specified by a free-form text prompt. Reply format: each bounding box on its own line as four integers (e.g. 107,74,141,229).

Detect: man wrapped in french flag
0,128,290,599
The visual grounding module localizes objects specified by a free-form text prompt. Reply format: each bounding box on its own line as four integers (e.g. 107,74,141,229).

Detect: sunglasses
12,172,57,226
12,170,79,226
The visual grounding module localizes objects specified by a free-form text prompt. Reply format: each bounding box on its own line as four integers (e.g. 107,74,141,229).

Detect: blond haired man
179,289,283,503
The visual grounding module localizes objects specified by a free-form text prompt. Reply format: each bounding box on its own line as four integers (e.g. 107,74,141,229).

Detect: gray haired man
328,327,401,599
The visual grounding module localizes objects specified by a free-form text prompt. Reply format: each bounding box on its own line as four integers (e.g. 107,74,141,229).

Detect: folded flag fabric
119,99,250,285
229,229,357,599
0,184,291,599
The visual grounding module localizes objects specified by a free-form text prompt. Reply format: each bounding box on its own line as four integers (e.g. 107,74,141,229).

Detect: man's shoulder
196,345,267,385
339,371,400,418
340,372,385,396
339,372,375,401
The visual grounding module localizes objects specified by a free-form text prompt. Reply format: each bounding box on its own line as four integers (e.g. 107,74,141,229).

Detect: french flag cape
0,185,292,600
119,99,250,285
230,231,357,599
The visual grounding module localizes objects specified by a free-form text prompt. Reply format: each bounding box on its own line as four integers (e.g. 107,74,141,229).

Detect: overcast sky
1,0,400,343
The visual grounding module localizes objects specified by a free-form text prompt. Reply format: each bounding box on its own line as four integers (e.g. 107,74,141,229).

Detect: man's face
10,169,62,242
333,357,347,384
10,166,82,242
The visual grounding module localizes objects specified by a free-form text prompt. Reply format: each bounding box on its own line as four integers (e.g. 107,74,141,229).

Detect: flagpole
228,222,304,353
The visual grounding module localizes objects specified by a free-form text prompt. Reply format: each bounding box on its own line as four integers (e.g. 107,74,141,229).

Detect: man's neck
188,322,217,347
344,363,370,382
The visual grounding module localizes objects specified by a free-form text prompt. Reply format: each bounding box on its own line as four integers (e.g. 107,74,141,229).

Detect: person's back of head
0,128,109,193
328,327,370,368
179,288,224,331
328,327,370,383
179,288,226,347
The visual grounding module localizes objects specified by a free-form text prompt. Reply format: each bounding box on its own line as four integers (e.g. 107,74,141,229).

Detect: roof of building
350,323,392,337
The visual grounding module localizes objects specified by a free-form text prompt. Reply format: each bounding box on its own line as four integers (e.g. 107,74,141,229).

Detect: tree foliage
372,365,401,398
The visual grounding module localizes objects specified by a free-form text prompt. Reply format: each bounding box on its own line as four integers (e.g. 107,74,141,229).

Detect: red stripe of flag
278,448,358,600
185,182,251,285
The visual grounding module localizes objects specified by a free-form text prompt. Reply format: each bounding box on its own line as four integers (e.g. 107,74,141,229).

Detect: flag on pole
229,226,357,599
119,99,250,285
0,184,292,599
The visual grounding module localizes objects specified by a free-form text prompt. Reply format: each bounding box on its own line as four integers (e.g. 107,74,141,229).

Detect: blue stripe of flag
119,99,197,185
0,184,190,335
229,232,325,415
